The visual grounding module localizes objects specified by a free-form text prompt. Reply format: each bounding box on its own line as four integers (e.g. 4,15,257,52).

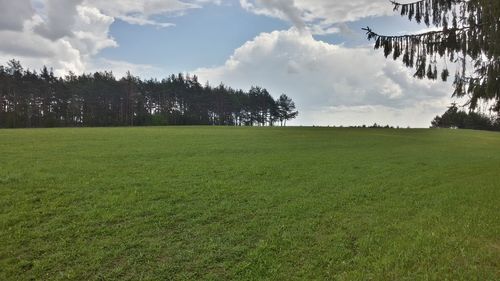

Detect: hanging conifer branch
364,0,500,113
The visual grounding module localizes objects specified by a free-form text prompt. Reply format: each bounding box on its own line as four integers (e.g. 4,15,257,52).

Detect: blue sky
0,0,455,127
98,2,421,73
100,3,290,72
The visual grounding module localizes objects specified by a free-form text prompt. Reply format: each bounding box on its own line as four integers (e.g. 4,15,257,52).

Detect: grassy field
1,127,499,280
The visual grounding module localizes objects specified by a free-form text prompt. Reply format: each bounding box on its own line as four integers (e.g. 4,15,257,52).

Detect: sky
0,0,457,127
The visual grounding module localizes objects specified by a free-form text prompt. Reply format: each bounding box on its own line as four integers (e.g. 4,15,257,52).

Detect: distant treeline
431,104,500,131
0,60,298,128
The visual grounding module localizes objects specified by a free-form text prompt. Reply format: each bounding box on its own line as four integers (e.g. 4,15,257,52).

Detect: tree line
431,104,500,131
0,60,298,128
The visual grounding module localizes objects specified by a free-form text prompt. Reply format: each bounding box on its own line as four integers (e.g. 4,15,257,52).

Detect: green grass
1,127,499,280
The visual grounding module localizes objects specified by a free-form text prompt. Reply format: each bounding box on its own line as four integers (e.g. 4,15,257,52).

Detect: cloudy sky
0,0,456,127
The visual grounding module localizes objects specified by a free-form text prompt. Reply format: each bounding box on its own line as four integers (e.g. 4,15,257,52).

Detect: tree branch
362,22,489,41
389,0,468,6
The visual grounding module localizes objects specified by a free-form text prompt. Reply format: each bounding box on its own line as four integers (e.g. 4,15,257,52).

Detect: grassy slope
0,127,499,280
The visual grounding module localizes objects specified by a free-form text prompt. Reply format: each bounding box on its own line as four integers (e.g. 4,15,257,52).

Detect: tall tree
276,94,299,126
0,60,298,128
364,0,500,112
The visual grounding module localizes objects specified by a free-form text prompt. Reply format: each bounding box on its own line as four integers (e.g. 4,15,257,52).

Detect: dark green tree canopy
0,60,298,128
364,0,500,112
431,103,500,130
276,94,299,126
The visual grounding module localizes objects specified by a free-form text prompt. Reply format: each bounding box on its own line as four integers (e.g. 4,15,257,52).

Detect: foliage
1,127,499,280
431,103,500,130
364,0,500,112
276,94,299,126
0,60,298,128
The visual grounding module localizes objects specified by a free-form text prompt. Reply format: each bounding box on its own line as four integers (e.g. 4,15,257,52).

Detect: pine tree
364,0,500,112
0,60,297,128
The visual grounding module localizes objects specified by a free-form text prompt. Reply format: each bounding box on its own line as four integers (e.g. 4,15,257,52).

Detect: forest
0,60,298,128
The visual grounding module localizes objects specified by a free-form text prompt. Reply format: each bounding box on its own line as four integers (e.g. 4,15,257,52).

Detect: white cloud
0,37,84,77
83,0,210,28
69,6,117,56
240,0,394,34
0,0,117,75
240,0,307,32
0,0,217,75
0,0,34,31
34,0,83,40
195,29,453,127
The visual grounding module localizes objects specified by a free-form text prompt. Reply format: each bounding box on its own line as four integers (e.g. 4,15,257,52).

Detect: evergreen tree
364,0,500,112
0,60,298,128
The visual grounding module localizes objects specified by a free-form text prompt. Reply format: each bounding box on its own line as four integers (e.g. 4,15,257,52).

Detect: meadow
1,127,499,280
